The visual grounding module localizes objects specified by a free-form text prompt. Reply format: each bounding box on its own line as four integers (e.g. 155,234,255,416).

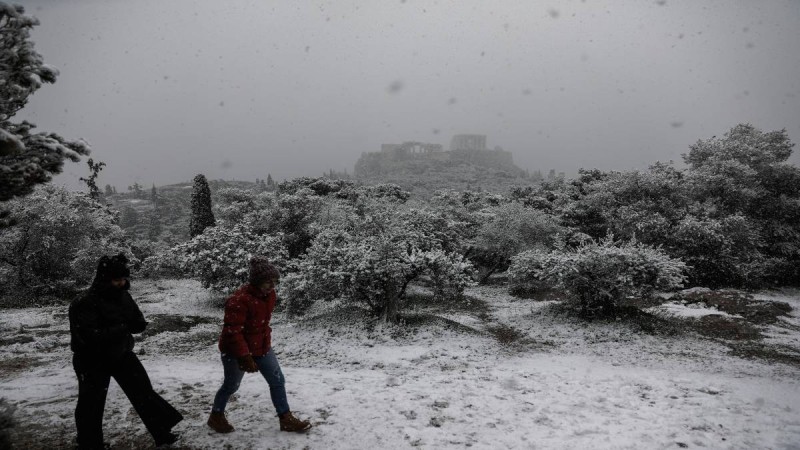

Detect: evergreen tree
0,4,90,225
150,183,158,204
189,173,215,237
104,184,114,196
267,173,273,186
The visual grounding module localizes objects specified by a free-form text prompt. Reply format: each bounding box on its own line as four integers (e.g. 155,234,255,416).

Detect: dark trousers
73,351,183,449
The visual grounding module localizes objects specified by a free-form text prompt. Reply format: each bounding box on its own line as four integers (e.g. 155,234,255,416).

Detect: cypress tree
189,174,215,237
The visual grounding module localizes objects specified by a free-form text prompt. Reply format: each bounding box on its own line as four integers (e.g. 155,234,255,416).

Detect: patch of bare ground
527,287,800,366
139,314,216,337
7,419,74,450
676,289,792,325
398,313,484,336
403,290,493,316
508,287,571,302
692,315,762,340
615,305,685,336
10,417,198,450
0,356,47,380
729,342,800,366
665,289,799,366
483,323,556,352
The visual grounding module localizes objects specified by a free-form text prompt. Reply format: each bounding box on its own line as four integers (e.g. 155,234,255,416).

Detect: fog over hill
12,0,799,191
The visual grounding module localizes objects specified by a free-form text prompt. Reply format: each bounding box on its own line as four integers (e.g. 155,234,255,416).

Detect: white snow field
1,280,799,449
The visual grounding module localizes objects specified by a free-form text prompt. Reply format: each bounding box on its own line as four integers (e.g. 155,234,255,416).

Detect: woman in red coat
207,256,311,433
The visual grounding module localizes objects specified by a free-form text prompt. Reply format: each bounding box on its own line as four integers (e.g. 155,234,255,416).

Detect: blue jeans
211,349,290,415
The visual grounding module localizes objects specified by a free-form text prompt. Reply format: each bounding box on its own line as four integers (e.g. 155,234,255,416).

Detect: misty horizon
14,0,800,191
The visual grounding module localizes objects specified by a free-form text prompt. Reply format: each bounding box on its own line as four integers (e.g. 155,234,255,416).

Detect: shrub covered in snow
469,202,564,283
281,200,474,321
277,176,356,197
144,223,287,294
563,164,690,243
508,237,687,316
214,186,324,259
683,124,800,286
668,213,764,288
553,126,800,289
0,185,132,304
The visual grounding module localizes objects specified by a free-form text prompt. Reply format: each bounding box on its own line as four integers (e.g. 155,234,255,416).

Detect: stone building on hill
355,134,523,178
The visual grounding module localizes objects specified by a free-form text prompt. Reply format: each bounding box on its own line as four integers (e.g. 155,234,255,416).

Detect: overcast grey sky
15,0,800,190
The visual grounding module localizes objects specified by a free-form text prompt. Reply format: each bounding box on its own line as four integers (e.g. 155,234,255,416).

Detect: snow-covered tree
189,174,215,237
669,213,764,288
145,223,287,294
0,186,131,303
277,176,356,197
281,199,474,321
469,202,563,283
0,3,90,222
683,124,800,284
553,154,797,288
213,186,324,259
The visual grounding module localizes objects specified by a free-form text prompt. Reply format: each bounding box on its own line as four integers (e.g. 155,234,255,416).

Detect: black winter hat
95,253,131,282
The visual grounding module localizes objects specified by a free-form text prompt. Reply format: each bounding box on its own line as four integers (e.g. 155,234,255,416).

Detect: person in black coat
69,254,183,449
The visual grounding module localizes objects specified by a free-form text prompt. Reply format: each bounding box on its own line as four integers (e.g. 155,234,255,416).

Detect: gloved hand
237,355,258,373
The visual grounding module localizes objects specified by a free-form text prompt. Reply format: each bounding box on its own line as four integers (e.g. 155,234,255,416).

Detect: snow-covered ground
1,280,799,449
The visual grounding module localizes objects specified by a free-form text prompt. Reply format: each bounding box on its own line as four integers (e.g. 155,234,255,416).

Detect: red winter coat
218,284,277,357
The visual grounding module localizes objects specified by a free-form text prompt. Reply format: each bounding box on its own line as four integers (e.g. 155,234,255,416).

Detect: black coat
69,282,147,362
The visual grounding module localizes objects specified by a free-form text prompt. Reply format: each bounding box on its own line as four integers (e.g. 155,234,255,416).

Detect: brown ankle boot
207,411,234,433
279,411,311,432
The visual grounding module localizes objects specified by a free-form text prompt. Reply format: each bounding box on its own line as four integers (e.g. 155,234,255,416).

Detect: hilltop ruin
354,134,524,178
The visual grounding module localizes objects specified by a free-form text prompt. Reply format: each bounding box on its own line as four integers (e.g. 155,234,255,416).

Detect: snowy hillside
2,280,799,449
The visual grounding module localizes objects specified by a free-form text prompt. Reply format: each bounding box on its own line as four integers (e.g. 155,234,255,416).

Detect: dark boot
207,411,235,433
154,431,179,448
279,411,311,432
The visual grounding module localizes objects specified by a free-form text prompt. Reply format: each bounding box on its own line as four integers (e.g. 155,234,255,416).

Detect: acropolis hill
353,134,529,196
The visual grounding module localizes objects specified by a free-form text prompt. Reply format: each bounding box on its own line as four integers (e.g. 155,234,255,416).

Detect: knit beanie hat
95,253,131,282
248,256,280,285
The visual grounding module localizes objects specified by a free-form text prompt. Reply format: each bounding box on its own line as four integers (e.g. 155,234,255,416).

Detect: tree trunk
479,258,503,285
381,279,400,323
